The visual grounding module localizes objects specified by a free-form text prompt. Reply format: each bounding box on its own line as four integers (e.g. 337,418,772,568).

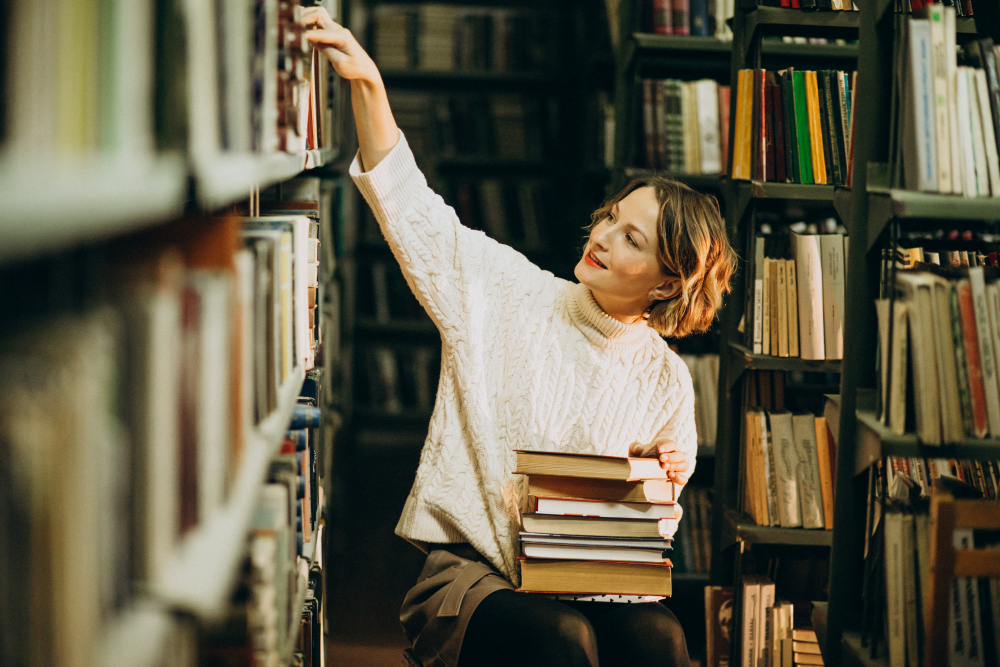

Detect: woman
303,8,736,667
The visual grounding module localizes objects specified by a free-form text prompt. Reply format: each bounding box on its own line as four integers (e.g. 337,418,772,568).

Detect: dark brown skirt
399,546,514,667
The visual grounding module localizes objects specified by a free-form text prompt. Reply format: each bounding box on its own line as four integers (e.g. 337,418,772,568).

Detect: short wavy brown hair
588,177,736,338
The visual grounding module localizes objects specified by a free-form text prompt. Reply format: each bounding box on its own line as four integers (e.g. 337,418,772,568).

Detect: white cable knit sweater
350,131,697,586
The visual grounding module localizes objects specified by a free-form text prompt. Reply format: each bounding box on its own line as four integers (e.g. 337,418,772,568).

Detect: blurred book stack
639,78,730,175
514,450,676,599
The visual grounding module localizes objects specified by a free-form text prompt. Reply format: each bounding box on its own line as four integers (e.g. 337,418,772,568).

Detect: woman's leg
457,590,599,667
574,601,691,667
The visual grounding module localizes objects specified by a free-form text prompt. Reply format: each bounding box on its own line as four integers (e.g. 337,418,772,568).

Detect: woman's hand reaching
301,7,380,83
628,438,691,485
300,7,398,171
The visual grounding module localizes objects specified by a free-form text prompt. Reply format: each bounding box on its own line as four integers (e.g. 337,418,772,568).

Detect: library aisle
7,0,1000,666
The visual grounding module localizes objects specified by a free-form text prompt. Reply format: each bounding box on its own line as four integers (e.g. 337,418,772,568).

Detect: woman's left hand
628,438,691,485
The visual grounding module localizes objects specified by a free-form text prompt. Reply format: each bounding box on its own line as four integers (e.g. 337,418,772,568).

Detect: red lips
585,250,607,270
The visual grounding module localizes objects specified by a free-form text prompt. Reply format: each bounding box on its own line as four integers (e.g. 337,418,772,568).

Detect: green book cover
782,72,799,183
792,70,814,184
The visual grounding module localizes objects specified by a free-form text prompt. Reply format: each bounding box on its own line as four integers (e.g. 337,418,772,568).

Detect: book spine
792,413,824,530
719,85,731,174
820,234,846,360
786,259,800,357
752,71,762,180
770,83,787,183
653,0,673,34
793,234,826,361
655,80,667,171
910,19,938,191
792,71,814,184
762,258,771,356
643,79,657,169
980,38,1000,163
777,259,789,358
765,82,776,182
734,70,754,180
753,237,765,354
782,73,800,183
690,0,710,36
769,259,779,356
928,4,954,193
969,267,1000,435
822,71,843,185
805,71,828,185
672,0,691,36
814,417,835,530
956,279,989,437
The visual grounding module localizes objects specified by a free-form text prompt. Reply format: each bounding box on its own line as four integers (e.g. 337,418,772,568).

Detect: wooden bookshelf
152,366,306,619
721,509,833,548
866,186,1000,250
725,342,842,390
743,6,861,39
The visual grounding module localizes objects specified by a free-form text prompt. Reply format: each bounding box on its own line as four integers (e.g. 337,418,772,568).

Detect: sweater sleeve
349,130,551,341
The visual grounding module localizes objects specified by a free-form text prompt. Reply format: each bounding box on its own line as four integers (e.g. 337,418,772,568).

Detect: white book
929,275,965,443
901,515,920,665
967,68,992,197
188,270,233,522
904,19,937,192
234,250,256,445
521,544,668,563
292,217,312,371
682,82,699,173
884,513,907,667
957,67,979,198
896,273,943,444
986,283,1000,435
819,234,846,360
945,7,963,195
754,237,765,354
758,581,776,667
742,578,761,667
695,79,722,173
768,411,802,528
969,267,1000,436
528,496,676,520
792,233,826,360
951,529,986,667
973,68,1000,197
927,4,953,193
791,413,825,529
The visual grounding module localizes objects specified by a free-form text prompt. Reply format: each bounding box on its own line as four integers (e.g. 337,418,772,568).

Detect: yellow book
733,69,754,179
805,71,827,185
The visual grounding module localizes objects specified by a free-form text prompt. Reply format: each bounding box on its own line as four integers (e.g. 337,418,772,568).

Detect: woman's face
575,186,679,317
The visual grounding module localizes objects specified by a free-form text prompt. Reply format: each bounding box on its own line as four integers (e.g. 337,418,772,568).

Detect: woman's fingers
628,441,654,457
305,28,349,50
301,6,336,30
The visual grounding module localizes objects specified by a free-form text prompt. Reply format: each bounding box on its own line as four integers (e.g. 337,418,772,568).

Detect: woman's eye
626,234,637,247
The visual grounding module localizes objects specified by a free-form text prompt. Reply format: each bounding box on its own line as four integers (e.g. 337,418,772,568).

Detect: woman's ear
649,275,682,302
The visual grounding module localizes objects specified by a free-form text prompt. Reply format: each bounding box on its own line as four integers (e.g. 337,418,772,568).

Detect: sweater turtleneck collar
567,283,652,350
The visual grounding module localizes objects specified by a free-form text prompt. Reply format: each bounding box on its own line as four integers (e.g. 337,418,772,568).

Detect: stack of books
648,0,735,39
740,577,823,667
731,69,856,186
640,78,730,176
514,450,676,599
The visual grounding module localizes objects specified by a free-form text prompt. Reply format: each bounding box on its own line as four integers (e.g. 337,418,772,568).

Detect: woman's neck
589,289,647,325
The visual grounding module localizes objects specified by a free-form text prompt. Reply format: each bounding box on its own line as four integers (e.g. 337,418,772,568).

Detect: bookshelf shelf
866,187,1000,251
744,7,861,39
760,39,858,59
854,408,1000,477
380,69,559,87
726,342,841,390
721,509,833,548
152,365,306,620
841,630,888,667
194,152,312,209
736,179,838,202
632,33,733,54
0,155,187,263
95,602,173,667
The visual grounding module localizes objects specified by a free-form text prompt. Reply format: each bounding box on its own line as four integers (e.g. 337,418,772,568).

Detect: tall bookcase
708,3,861,663
820,0,1000,665
0,1,347,665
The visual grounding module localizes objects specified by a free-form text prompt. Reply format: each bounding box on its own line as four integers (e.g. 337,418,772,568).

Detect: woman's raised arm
302,7,398,172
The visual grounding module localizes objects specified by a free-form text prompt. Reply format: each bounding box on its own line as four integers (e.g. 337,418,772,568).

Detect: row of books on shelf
738,582,824,667
514,450,677,598
908,0,978,20
681,353,721,447
887,454,1000,500
878,263,1000,444
0,205,329,665
864,461,1000,667
898,10,1000,197
648,0,736,38
743,411,836,530
372,5,555,73
640,79,730,176
354,344,440,416
748,231,847,361
208,412,327,667
732,68,856,186
389,91,556,161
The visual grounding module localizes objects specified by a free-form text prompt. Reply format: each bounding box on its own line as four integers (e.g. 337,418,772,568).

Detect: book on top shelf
514,449,671,481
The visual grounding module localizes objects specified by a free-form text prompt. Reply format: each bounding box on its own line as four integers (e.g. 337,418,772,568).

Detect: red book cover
671,0,690,36
764,83,775,182
769,81,786,182
781,0,791,8
757,70,767,181
957,280,990,437
719,85,731,173
989,251,998,266
791,0,801,8
964,0,973,15
910,0,924,9
652,0,672,35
